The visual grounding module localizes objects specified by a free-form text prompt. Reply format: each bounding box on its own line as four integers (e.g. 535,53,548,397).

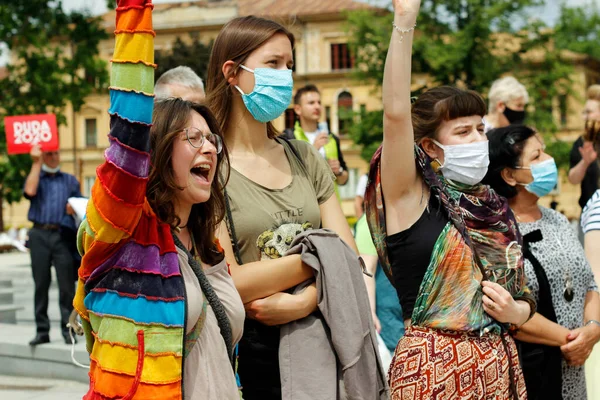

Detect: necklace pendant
563,278,574,302
563,286,574,302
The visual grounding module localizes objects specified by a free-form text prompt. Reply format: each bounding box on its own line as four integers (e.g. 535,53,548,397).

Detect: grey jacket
280,229,389,400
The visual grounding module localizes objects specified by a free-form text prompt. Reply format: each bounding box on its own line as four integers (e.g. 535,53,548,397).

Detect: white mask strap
234,85,245,96
233,65,255,95
239,64,254,73
431,139,445,149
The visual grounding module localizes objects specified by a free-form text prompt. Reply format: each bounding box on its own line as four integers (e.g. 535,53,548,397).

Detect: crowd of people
20,0,600,399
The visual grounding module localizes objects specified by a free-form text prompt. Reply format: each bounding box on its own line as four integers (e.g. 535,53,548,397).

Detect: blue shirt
24,170,82,231
375,264,405,352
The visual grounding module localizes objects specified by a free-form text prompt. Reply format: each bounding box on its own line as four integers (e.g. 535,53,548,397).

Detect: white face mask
42,164,61,174
432,139,490,186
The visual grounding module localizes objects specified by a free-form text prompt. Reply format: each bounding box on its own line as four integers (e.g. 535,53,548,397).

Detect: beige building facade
4,0,600,228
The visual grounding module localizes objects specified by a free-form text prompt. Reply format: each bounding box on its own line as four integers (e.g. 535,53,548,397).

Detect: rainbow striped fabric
74,1,186,398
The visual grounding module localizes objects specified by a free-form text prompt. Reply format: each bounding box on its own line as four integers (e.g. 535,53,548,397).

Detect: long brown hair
147,98,230,265
205,16,295,139
412,86,487,143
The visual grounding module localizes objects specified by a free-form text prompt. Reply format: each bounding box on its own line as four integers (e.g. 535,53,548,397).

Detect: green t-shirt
225,138,335,264
355,214,377,256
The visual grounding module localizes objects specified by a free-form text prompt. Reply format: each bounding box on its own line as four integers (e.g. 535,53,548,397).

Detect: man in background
24,145,82,346
484,76,529,132
283,84,349,193
154,65,205,102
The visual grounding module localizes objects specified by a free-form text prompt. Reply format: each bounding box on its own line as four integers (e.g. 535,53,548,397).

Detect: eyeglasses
184,127,223,154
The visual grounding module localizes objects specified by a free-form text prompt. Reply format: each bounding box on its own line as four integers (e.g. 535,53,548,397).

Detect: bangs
436,90,486,121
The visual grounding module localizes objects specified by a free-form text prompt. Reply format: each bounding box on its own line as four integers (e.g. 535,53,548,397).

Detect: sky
59,0,599,26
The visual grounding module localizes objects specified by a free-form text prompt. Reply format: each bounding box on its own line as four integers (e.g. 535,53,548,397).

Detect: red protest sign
4,114,59,154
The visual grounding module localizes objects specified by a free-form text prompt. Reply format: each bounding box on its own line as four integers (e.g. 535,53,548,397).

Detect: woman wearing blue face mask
205,16,359,399
364,1,537,399
484,125,600,400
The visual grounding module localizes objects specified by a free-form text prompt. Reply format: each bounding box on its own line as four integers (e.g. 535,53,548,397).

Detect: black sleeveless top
386,192,449,320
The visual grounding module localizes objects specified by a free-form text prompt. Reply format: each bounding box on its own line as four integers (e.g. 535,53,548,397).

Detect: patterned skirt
388,326,527,400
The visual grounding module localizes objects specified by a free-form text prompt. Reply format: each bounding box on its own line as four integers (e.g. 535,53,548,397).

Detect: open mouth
190,163,211,182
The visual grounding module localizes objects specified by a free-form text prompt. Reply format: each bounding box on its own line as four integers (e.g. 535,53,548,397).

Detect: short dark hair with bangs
412,86,487,143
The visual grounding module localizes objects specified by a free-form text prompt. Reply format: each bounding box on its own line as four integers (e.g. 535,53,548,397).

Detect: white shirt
581,189,600,233
355,174,368,198
303,130,326,158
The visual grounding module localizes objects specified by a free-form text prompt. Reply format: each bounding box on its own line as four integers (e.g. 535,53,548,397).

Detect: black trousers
28,227,76,336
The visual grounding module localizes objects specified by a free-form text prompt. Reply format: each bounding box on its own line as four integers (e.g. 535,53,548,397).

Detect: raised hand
579,140,598,165
30,145,42,163
313,132,329,151
393,0,422,17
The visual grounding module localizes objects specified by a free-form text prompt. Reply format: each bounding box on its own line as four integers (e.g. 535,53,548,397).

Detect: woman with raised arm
205,15,360,399
73,1,244,399
364,1,536,398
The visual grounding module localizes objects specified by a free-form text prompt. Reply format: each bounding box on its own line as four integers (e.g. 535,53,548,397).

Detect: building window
84,176,96,198
559,95,568,127
337,91,353,135
330,43,353,71
284,108,296,131
85,118,97,148
325,106,332,132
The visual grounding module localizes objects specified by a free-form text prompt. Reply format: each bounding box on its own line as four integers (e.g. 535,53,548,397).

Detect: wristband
585,320,600,329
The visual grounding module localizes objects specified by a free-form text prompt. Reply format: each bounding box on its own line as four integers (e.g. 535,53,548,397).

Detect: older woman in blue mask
483,125,600,400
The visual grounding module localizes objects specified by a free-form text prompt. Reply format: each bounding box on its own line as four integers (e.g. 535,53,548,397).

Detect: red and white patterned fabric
388,326,527,400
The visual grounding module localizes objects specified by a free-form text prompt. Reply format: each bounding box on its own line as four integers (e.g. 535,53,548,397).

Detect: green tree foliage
345,1,588,170
155,35,213,82
554,2,600,60
0,0,108,230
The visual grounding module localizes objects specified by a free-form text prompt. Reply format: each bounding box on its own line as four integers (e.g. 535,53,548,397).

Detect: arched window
337,91,353,135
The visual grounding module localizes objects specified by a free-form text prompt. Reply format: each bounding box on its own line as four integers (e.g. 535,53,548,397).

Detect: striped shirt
581,189,600,233
24,170,81,230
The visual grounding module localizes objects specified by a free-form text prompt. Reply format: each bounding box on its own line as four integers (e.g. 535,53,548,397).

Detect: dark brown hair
294,84,320,105
412,86,487,143
147,98,230,265
482,125,537,199
205,15,295,139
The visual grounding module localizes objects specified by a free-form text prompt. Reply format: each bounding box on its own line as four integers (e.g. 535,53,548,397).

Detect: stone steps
0,280,24,324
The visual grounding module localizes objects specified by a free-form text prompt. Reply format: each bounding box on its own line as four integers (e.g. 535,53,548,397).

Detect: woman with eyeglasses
483,124,600,400
73,1,244,398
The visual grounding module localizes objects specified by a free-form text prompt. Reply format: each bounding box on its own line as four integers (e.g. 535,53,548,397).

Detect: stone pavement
0,250,89,386
0,374,87,400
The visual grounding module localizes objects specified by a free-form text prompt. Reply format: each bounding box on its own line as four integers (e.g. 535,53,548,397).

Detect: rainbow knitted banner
74,1,186,399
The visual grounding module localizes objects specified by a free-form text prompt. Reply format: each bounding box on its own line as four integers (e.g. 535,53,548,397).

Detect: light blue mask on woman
516,158,558,197
234,65,293,123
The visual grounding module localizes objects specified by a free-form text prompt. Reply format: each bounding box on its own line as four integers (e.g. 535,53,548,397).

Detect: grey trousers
28,227,76,335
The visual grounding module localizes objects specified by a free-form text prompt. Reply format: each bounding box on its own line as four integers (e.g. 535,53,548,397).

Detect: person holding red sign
24,145,82,346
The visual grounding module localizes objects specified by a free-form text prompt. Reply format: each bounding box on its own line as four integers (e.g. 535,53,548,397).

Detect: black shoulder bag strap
224,188,243,266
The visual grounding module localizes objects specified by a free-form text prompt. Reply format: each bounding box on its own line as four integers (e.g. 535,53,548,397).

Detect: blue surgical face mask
234,65,293,123
42,164,60,174
516,158,558,197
